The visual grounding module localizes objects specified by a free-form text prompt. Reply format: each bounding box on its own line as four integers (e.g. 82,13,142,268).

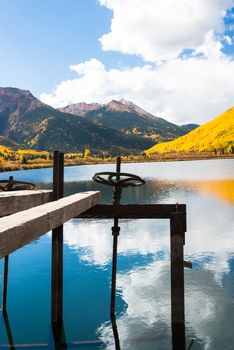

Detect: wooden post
51,151,64,324
2,255,9,311
170,212,186,350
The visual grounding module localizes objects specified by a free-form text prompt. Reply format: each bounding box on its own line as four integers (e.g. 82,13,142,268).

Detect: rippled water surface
0,159,234,349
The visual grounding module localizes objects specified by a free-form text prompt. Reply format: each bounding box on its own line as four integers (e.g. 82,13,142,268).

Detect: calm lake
0,159,234,349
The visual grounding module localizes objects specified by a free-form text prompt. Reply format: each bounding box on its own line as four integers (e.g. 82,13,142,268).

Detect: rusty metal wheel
93,171,145,188
0,179,36,191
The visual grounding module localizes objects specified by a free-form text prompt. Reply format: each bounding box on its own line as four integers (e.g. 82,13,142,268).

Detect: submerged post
170,212,186,350
2,255,9,311
51,319,67,349
51,151,64,324
2,310,15,348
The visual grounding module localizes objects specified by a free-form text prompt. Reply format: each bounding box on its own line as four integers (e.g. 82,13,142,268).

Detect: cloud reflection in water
59,174,234,349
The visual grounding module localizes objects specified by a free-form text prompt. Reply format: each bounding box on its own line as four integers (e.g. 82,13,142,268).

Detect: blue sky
0,0,109,93
0,0,234,124
0,0,142,95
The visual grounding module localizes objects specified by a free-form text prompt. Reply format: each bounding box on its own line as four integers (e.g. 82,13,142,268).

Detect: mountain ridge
0,87,199,155
0,87,155,154
59,99,158,120
60,99,196,142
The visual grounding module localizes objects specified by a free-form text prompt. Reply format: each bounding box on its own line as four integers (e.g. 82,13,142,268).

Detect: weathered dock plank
0,190,53,217
0,191,100,259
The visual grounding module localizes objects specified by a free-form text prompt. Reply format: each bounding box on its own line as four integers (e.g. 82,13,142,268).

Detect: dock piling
51,151,64,324
170,212,186,350
2,255,9,311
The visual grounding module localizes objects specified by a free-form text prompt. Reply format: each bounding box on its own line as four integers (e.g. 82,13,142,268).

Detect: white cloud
40,0,234,124
224,35,233,45
99,0,232,61
40,56,234,124
196,31,225,59
62,219,170,266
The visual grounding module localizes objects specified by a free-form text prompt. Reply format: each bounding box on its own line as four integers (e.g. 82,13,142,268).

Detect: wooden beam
0,190,52,217
0,191,100,259
78,204,186,220
78,204,187,236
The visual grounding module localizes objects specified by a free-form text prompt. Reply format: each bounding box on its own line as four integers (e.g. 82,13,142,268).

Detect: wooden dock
0,190,52,217
0,191,100,259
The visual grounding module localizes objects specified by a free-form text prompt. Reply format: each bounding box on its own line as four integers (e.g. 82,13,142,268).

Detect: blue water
0,159,234,349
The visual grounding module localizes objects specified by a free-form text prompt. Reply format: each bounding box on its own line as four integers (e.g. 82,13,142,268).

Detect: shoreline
0,154,233,173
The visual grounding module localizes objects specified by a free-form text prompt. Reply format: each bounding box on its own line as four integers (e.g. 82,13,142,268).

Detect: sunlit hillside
146,107,234,155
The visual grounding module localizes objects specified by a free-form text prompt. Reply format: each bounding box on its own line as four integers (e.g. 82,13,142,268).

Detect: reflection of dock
0,311,105,348
0,151,190,350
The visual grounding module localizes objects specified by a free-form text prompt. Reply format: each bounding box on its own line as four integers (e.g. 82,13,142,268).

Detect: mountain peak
0,87,29,93
0,87,43,105
59,98,158,120
105,99,157,120
59,102,101,116
0,87,45,136
106,99,130,112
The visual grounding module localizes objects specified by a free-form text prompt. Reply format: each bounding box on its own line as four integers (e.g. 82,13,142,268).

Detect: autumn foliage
146,107,234,155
